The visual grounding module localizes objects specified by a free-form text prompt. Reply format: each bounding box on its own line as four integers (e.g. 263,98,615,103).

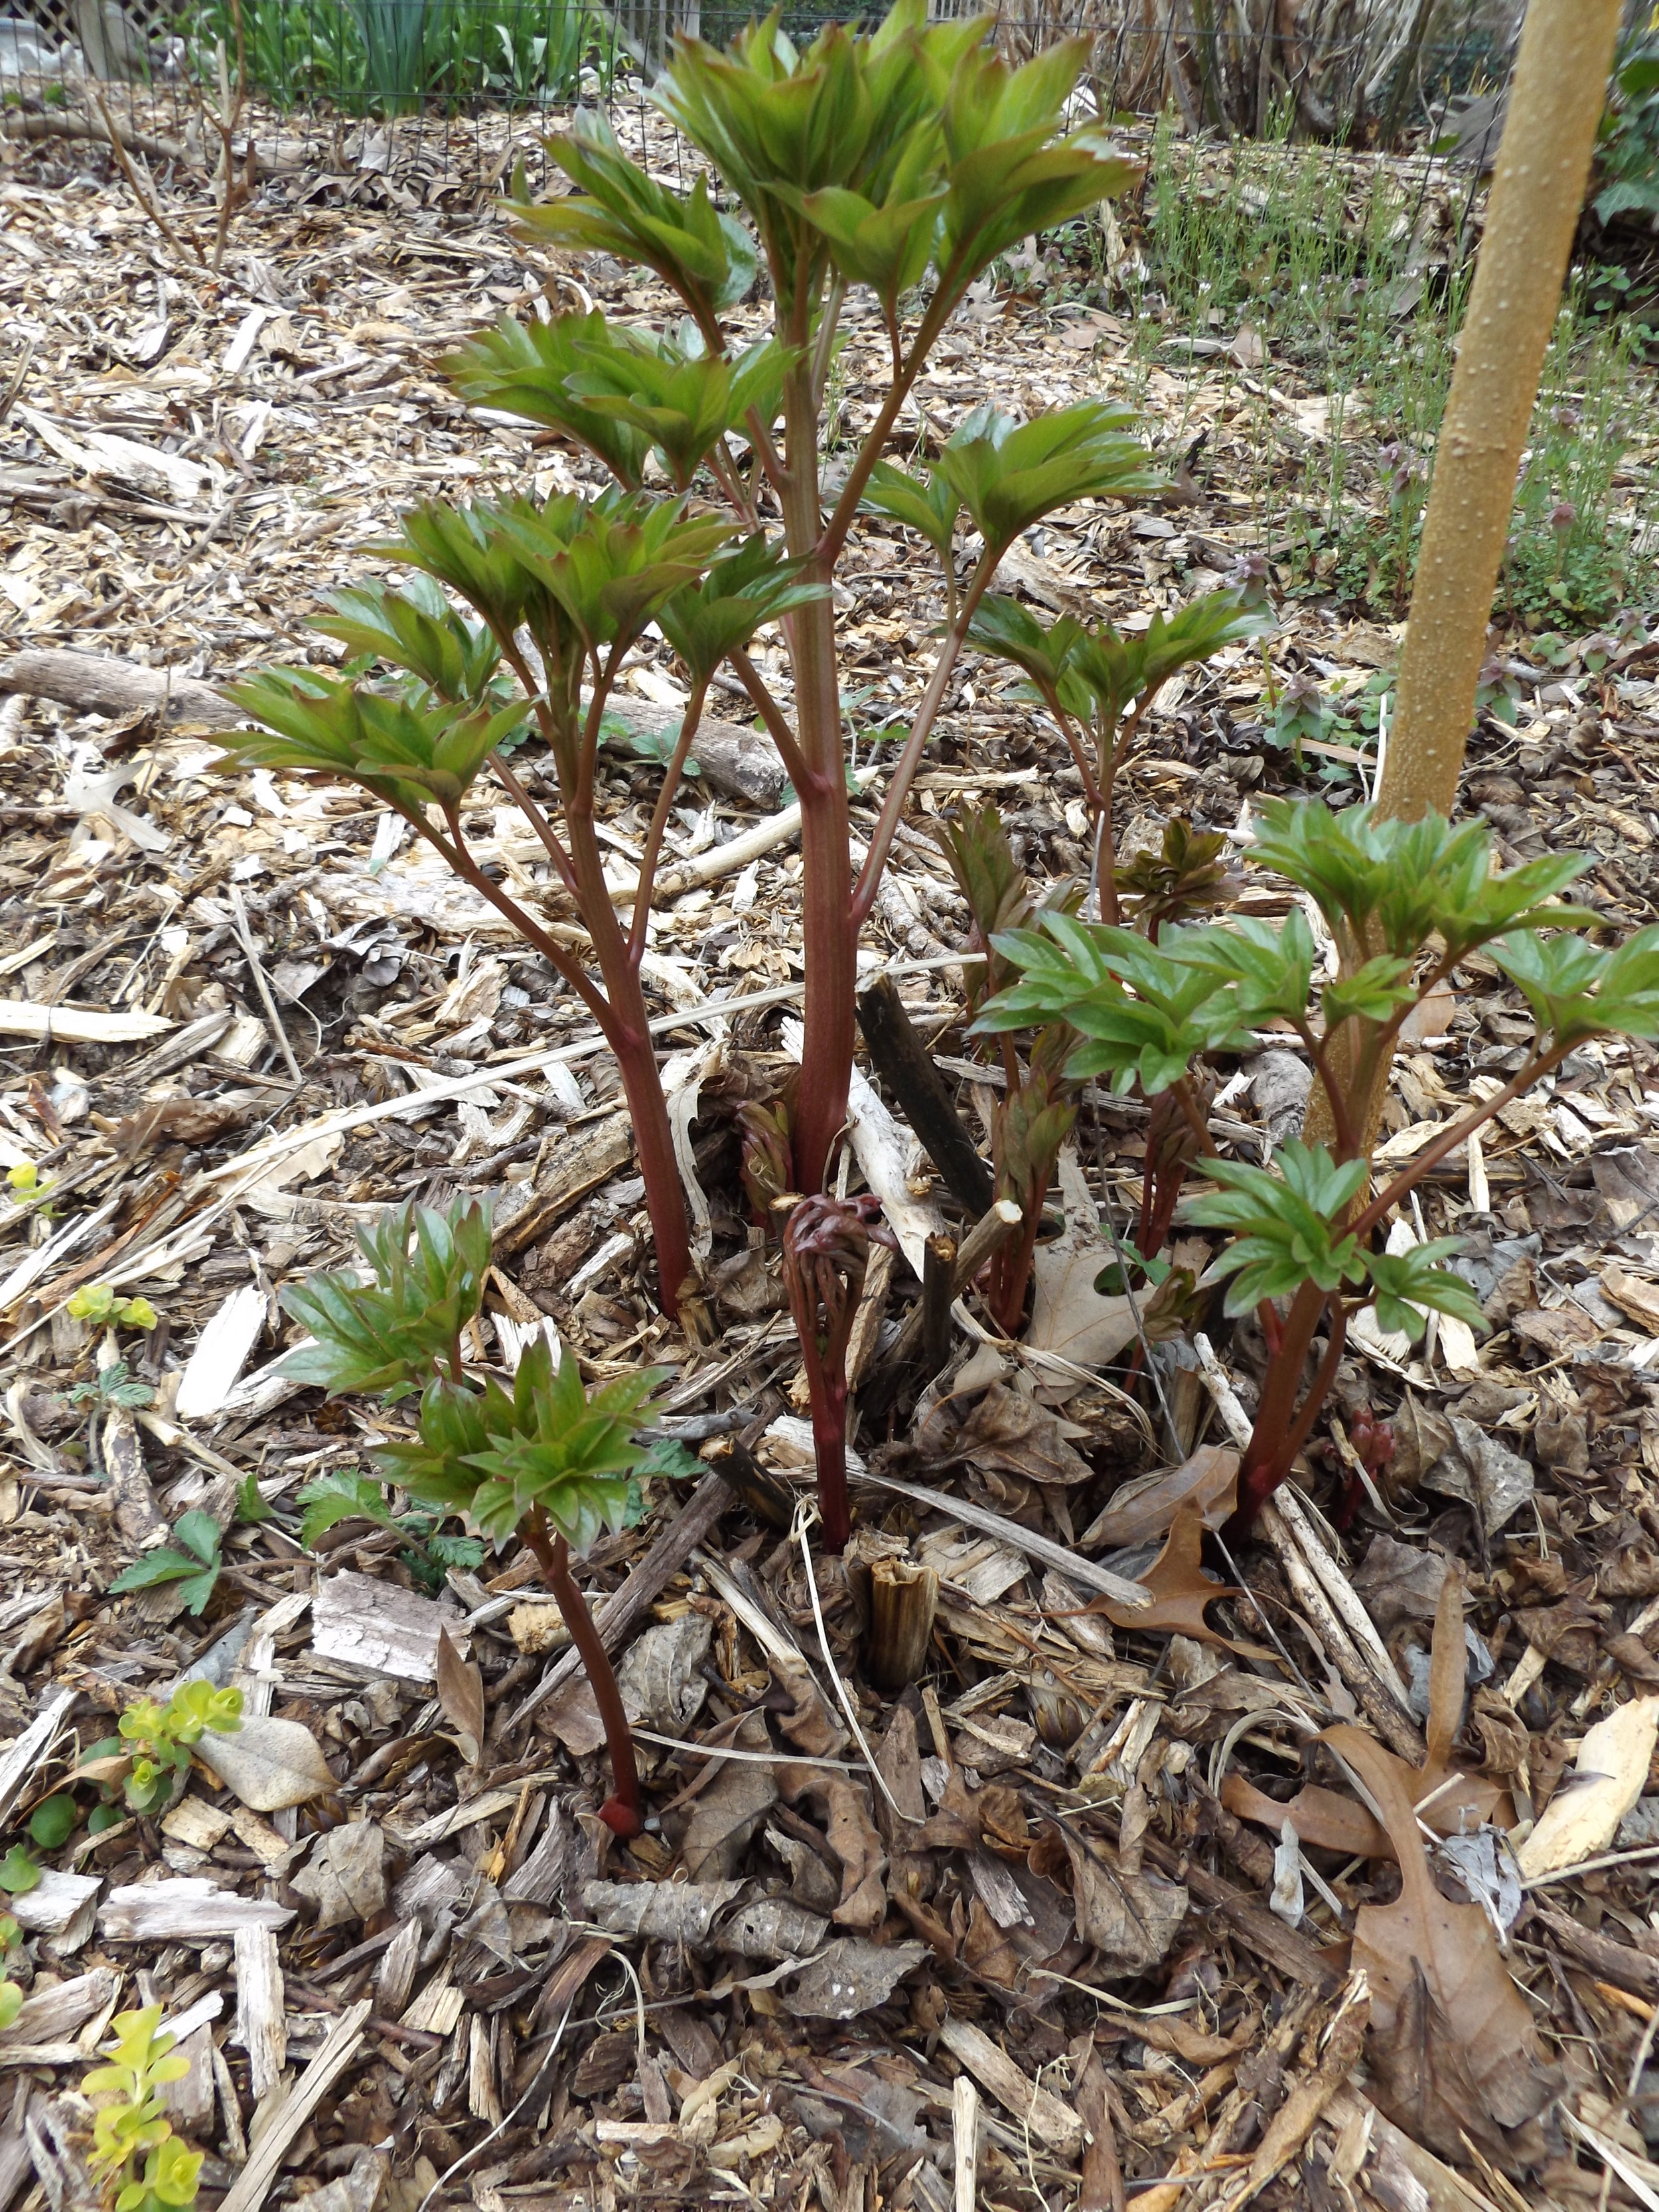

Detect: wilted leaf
1096,1508,1238,1644
616,1613,713,1733
1422,1414,1534,1536
1328,1724,1553,2163
581,1879,743,1943
435,1623,485,1765
1514,1695,1659,1878
1062,1829,1187,1975
681,1712,777,1881
778,1938,926,2020
1080,1445,1238,1550
720,1898,830,1960
933,1384,1096,1487
290,1820,386,1930
193,1716,335,1810
785,1775,888,1933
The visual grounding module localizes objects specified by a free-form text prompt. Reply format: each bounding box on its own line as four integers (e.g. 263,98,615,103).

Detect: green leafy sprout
293,1468,486,1595
108,1514,225,1618
281,1194,670,1837
975,797,1659,1530
36,1682,245,1837
66,1286,157,1333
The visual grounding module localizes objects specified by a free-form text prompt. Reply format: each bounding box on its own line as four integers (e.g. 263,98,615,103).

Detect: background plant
1092,100,1654,625
177,0,609,113
282,1194,665,1834
979,797,1659,1530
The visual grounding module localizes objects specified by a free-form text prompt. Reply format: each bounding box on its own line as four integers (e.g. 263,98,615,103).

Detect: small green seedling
6,1162,52,1214
66,1286,157,1332
85,2006,200,2212
0,1846,38,1895
27,1795,77,1849
108,1514,224,1617
57,1683,244,1831
67,1362,155,1416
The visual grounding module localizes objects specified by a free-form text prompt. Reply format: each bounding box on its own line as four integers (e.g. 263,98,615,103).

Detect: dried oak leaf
1513,1586,1610,1678
1599,1544,1659,1600
1096,1507,1240,1646
435,1623,484,1765
114,1095,255,1157
1025,1240,1138,1368
1329,1724,1554,2168
1220,1774,1388,1861
291,1819,386,1931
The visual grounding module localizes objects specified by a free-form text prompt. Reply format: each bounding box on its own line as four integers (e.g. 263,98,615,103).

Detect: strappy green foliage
281,1198,494,1400
1185,1143,1483,1331
968,582,1273,731
660,534,827,686
380,1337,660,1553
448,313,792,493
516,110,757,336
311,573,505,705
1247,797,1599,965
217,670,526,813
283,1195,664,1562
979,802,1628,1096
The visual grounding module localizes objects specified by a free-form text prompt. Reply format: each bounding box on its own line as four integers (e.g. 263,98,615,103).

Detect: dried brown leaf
1025,1242,1138,1367
1096,1507,1239,1644
1080,1445,1239,1549
435,1622,484,1765
1063,1828,1188,1975
1327,1725,1553,2161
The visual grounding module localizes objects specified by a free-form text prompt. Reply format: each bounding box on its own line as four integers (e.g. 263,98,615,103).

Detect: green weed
1080,121,1656,630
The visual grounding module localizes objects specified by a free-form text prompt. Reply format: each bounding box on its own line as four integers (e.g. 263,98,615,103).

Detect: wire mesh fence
0,0,1520,149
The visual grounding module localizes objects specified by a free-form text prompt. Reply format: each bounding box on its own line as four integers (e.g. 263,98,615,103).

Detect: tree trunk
1306,0,1621,1151
1378,0,1623,822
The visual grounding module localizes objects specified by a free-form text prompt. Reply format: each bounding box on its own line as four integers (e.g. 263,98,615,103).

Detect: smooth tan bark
1306,0,1621,1152
1378,0,1622,821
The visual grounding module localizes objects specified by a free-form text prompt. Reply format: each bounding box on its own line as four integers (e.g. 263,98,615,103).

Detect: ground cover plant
1060,108,1659,627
